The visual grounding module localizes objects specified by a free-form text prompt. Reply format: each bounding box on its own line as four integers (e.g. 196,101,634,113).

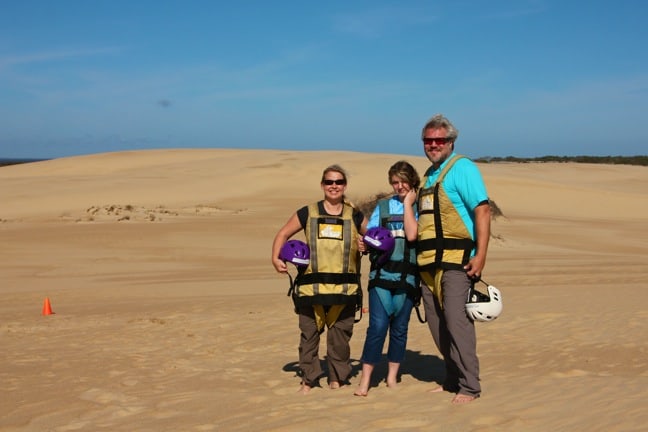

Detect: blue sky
1,0,647,159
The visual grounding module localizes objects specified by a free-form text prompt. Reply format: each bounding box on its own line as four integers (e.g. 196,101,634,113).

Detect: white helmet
465,283,502,322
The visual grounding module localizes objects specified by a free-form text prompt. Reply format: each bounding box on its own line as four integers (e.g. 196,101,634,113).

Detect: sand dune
1,149,647,431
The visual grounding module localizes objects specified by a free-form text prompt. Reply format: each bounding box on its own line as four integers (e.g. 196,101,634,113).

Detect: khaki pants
297,303,355,386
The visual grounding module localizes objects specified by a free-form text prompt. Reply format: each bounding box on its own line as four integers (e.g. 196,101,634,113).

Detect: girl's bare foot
353,386,369,396
354,363,373,395
386,362,400,389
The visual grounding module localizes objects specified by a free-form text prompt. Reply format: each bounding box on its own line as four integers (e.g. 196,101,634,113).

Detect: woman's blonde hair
321,164,348,184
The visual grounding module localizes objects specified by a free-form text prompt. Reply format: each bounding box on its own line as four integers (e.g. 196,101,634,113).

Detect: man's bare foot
353,386,368,396
329,381,341,390
298,383,312,395
386,378,398,388
428,386,445,393
451,393,476,404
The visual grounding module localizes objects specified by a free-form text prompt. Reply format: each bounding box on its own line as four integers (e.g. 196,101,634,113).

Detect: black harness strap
417,238,475,252
370,259,418,277
296,272,360,286
292,292,362,308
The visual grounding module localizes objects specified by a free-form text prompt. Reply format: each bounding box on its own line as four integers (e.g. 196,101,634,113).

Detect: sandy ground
1,148,647,431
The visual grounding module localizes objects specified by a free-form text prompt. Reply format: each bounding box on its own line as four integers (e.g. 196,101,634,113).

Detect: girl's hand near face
403,189,418,242
403,189,417,207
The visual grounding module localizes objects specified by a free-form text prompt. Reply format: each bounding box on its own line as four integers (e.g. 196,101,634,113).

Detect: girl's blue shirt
368,195,417,229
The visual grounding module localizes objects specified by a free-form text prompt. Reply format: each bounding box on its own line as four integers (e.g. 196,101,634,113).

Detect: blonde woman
272,165,367,394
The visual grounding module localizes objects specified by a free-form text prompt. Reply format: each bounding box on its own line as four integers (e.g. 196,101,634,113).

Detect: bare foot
298,383,312,395
355,363,373,395
386,363,399,389
451,393,476,404
353,387,368,397
428,386,445,393
329,381,341,390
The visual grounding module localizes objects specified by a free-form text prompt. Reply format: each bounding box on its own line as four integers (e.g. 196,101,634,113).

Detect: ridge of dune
1,148,646,221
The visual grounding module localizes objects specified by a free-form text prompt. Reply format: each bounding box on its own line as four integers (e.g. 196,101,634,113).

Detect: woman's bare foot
451,393,476,404
386,378,398,388
329,381,341,390
298,383,312,395
428,386,445,393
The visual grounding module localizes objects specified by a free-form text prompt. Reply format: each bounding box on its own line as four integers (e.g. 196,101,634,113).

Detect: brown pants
297,303,355,386
421,270,481,397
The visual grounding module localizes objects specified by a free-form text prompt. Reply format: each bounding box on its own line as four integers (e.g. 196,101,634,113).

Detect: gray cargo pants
421,270,481,397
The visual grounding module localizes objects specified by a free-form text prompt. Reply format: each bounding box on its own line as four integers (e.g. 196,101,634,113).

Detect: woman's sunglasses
323,179,346,185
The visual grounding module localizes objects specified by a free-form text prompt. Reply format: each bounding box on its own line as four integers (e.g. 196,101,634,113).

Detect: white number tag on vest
318,222,343,239
390,228,405,238
420,195,434,211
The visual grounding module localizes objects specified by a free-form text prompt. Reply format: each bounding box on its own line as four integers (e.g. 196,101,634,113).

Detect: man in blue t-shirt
416,114,491,404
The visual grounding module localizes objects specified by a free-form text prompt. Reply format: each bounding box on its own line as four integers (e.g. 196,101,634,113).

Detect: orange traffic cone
42,297,55,316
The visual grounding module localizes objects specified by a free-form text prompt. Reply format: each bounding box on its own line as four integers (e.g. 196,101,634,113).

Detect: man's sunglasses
422,137,452,145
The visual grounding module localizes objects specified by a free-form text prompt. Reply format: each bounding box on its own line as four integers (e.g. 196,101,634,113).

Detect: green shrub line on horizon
0,158,50,167
474,155,648,166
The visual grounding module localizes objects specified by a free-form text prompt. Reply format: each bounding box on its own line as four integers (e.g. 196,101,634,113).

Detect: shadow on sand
282,349,445,389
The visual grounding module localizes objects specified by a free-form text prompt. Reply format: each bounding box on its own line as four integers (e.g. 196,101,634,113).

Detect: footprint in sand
550,369,590,378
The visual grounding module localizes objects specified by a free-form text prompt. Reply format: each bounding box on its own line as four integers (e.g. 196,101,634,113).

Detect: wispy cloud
520,74,648,109
332,6,436,39
477,0,546,20
0,46,122,71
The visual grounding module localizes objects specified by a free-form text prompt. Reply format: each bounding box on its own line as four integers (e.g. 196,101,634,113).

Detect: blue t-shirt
367,195,419,229
366,195,419,290
423,153,488,240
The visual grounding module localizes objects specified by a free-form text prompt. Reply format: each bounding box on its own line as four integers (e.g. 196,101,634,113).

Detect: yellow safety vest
294,202,362,307
417,155,475,273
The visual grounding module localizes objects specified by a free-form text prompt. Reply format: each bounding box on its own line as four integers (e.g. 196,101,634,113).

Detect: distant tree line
0,158,49,167
474,155,648,166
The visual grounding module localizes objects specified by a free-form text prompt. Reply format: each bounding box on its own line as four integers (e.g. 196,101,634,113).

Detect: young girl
354,161,420,396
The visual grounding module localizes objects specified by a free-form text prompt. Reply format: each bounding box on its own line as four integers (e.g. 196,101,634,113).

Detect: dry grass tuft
355,192,504,222
489,199,504,219
354,191,392,217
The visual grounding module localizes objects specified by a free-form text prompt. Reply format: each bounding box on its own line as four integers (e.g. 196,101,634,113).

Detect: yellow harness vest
416,154,475,272
293,203,362,328
417,155,476,307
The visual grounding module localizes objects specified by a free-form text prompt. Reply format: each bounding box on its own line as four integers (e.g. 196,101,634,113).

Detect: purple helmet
363,227,395,254
279,240,310,267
